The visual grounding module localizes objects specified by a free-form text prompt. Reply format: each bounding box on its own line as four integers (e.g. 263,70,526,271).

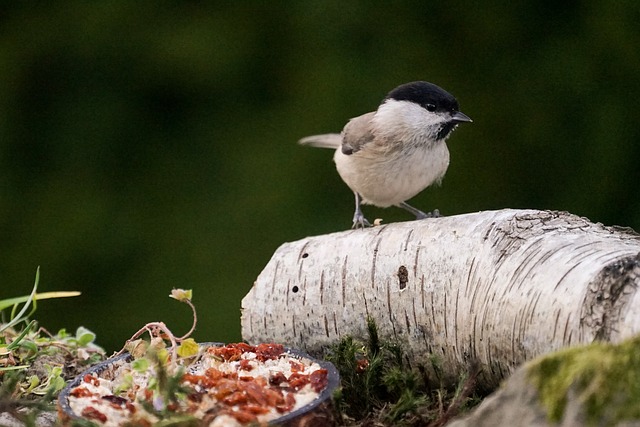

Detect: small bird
299,81,472,228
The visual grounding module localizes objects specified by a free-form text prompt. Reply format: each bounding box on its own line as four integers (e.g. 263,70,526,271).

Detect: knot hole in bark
398,265,409,290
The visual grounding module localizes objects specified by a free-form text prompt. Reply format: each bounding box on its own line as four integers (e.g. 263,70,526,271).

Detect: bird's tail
298,133,342,149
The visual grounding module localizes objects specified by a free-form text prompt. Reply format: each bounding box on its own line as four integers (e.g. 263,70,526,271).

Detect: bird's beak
451,111,472,123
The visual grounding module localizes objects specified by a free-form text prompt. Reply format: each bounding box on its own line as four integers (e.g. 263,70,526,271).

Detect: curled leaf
126,339,149,359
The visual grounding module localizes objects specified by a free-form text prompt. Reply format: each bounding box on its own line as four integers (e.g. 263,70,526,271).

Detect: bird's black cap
384,81,460,114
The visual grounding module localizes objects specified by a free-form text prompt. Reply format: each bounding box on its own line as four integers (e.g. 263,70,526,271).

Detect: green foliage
0,271,105,423
137,351,194,422
528,335,640,425
327,318,480,426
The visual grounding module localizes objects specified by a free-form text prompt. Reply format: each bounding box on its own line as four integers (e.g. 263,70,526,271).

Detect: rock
0,411,56,427
448,336,640,427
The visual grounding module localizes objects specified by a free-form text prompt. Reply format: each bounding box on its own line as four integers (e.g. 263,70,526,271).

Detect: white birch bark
241,209,640,388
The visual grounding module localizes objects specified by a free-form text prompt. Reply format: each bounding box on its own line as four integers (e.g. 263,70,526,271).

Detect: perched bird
299,81,472,228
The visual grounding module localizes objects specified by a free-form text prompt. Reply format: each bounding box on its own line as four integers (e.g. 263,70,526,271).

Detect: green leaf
19,340,38,354
177,338,199,358
49,375,66,393
26,375,40,392
76,326,96,346
132,357,150,373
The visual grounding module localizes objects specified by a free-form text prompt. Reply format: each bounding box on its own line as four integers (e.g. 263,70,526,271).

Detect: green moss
527,335,640,425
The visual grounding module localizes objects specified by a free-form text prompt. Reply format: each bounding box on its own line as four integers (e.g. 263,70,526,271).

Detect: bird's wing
341,112,376,155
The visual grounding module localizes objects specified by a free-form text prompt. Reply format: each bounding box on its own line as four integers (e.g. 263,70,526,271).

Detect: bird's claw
429,209,441,218
352,212,371,229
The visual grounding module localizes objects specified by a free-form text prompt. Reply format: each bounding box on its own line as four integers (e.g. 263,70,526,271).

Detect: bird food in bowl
58,342,339,426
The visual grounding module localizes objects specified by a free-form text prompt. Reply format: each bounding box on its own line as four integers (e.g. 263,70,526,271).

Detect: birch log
241,209,640,388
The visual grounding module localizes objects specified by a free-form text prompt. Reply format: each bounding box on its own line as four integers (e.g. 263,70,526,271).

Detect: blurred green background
2,1,639,352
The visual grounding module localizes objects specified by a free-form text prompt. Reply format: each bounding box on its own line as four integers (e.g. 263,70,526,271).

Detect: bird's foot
416,209,441,219
352,211,371,229
398,202,441,220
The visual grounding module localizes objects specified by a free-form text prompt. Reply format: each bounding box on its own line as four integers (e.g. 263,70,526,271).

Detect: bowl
58,342,340,426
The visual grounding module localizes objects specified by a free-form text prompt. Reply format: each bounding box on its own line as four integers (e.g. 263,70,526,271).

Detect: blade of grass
1,268,39,332
6,320,37,350
0,365,30,372
0,292,81,312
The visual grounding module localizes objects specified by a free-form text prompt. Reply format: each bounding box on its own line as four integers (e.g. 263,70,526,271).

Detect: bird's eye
425,103,437,112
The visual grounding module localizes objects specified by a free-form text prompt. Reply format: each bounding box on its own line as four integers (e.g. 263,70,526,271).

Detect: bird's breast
333,141,450,207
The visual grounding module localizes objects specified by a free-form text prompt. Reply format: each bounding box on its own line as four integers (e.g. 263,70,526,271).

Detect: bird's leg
352,193,371,229
397,202,441,220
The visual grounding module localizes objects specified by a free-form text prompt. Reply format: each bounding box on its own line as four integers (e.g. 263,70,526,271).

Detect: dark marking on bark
371,238,382,288
413,246,421,277
363,290,370,318
271,260,281,295
482,221,496,241
421,275,426,309
387,280,398,338
298,241,310,260
403,311,411,334
472,314,478,356
430,290,437,329
404,229,414,251
580,252,640,341
387,280,393,320
507,238,544,292
470,272,482,312
566,243,601,264
333,312,338,335
465,257,476,297
444,292,449,339
341,256,348,307
286,279,290,306
528,291,542,324
552,309,561,341
297,242,310,281
292,314,296,337
554,263,582,291
302,278,307,306
454,288,459,345
538,242,571,264
511,313,518,360
320,270,325,305
397,265,409,290
324,314,329,337
562,313,572,344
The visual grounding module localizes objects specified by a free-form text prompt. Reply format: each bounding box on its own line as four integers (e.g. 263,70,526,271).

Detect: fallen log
241,209,640,388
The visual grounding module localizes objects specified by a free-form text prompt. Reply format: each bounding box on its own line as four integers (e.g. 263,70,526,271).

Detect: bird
299,81,472,229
